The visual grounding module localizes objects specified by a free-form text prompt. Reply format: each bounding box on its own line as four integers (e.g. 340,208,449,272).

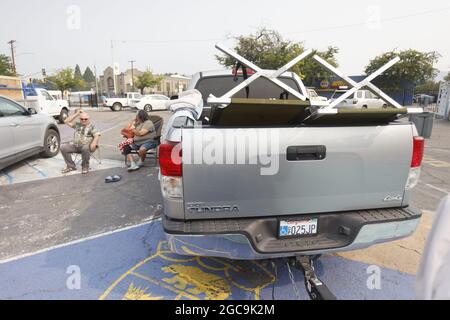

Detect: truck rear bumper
162,207,422,260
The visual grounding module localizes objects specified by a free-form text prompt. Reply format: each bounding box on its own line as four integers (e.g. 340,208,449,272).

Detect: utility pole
7,40,16,75
129,60,136,92
111,40,117,96
94,64,100,106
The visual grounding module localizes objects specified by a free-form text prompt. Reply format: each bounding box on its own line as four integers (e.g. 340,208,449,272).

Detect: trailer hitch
291,256,337,300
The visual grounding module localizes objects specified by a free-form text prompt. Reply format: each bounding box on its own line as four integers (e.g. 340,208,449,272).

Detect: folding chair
74,145,102,165
124,115,164,167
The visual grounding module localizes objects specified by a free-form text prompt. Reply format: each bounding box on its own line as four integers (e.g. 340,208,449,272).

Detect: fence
68,93,99,108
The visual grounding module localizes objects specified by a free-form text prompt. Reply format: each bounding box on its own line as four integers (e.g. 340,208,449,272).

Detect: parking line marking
421,182,449,194
99,122,126,135
25,161,48,178
0,170,13,184
98,144,119,149
416,187,442,200
0,218,159,265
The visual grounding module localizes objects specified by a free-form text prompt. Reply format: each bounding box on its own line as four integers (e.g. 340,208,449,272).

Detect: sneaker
128,162,139,171
81,167,89,174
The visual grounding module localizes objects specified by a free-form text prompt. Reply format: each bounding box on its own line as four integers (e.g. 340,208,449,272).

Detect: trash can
409,112,434,138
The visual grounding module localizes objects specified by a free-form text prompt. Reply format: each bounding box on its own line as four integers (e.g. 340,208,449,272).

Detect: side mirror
27,108,37,115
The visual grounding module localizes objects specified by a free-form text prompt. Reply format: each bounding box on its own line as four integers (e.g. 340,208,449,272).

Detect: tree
365,49,440,89
215,28,339,86
73,64,86,90
0,54,15,76
415,80,440,93
302,46,339,86
83,67,96,86
30,78,57,90
74,64,83,79
444,71,450,82
46,68,85,96
135,70,163,94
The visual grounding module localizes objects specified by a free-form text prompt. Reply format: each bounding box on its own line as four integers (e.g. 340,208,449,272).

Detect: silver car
0,95,60,171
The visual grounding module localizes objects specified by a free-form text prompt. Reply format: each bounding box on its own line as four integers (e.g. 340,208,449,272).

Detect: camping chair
124,115,164,167
74,145,102,165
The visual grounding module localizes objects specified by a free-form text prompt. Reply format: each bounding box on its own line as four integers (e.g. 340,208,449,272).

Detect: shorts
123,141,157,155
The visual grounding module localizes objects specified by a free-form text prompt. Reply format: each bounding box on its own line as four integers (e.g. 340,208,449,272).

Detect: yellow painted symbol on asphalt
123,283,163,300
162,265,230,300
100,241,275,300
422,155,450,168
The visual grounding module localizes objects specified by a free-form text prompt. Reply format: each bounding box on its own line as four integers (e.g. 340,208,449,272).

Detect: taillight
411,136,424,168
159,141,182,177
406,136,425,190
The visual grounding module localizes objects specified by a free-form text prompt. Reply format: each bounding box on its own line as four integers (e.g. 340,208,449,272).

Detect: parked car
331,89,388,109
103,92,142,111
135,94,170,112
0,95,60,171
17,88,70,124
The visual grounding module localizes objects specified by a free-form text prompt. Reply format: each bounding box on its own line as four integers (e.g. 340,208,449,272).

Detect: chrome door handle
9,123,19,127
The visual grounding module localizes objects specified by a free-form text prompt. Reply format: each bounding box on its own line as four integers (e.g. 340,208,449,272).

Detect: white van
331,89,388,109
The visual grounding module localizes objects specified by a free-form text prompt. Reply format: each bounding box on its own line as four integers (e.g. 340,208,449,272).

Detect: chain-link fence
68,93,99,108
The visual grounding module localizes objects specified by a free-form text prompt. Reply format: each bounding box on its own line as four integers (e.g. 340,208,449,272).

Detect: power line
284,6,450,36
113,6,450,45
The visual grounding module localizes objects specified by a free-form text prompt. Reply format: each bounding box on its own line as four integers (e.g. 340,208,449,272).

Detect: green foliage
46,68,86,94
0,54,15,76
135,70,163,94
31,78,57,90
365,49,440,89
444,71,450,82
302,46,339,86
215,28,339,86
415,80,440,93
74,64,83,79
83,67,96,85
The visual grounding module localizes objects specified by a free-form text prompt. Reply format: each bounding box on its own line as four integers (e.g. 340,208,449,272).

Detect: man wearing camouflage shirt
60,109,100,174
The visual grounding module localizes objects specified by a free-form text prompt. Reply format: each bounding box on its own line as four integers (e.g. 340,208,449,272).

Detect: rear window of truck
195,75,301,101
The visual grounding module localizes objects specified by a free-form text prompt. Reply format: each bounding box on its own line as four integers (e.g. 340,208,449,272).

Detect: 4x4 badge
383,195,403,202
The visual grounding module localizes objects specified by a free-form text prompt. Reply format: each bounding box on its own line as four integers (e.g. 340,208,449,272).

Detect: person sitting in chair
60,109,100,174
123,110,157,171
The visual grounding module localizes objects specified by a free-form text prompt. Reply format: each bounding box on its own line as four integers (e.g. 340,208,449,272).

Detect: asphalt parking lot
0,109,449,300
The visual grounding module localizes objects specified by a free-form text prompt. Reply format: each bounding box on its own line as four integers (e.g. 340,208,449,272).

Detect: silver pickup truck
159,49,424,262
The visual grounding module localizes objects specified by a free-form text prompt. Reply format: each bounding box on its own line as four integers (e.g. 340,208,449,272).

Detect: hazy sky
1,0,450,79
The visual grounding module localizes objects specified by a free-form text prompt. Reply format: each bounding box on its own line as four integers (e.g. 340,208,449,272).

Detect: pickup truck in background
159,62,424,261
103,92,142,111
18,88,69,124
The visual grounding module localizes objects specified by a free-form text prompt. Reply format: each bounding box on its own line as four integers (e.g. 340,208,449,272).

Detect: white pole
111,40,117,95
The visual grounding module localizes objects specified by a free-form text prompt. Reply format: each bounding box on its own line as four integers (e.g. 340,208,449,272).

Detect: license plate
278,218,318,238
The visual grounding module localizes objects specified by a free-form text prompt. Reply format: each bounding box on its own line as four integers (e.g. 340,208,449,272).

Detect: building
98,67,143,97
0,75,24,100
98,67,190,97
155,74,190,97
